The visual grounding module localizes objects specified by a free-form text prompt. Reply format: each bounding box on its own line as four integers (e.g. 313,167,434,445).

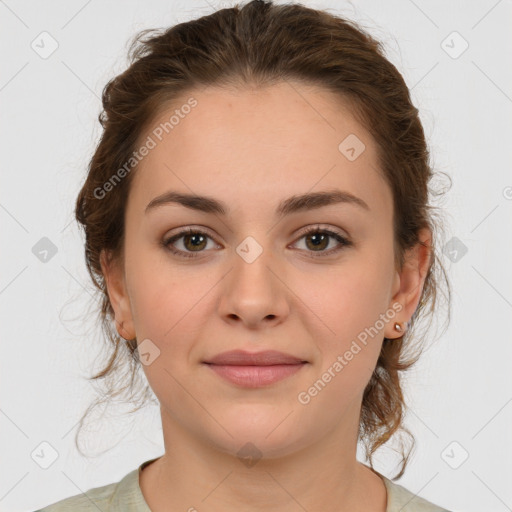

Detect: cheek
300,260,392,334
295,267,389,411
125,246,217,350
293,257,392,374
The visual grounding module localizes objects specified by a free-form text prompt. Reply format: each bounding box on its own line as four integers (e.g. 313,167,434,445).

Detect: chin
201,411,308,461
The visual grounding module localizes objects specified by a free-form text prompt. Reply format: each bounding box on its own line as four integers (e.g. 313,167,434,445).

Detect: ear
385,227,432,339
100,249,136,340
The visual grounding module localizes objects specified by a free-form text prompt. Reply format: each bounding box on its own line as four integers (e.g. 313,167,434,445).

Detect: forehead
128,81,391,221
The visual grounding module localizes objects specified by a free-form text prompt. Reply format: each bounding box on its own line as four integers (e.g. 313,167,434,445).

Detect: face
102,81,430,460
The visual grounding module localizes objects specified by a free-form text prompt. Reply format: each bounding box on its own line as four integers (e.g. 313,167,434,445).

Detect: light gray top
36,457,451,512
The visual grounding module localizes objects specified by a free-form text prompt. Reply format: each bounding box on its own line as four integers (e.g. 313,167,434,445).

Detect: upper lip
203,350,307,366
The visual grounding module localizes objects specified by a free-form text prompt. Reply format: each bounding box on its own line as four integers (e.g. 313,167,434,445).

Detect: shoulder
381,475,452,512
35,466,149,512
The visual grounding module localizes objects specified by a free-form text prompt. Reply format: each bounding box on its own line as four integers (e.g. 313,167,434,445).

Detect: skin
101,80,431,512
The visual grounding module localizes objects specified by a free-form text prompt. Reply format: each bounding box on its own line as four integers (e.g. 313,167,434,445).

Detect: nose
217,244,290,330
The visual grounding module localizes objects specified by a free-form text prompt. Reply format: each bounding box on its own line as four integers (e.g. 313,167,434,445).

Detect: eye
292,225,352,257
162,225,352,259
163,227,219,259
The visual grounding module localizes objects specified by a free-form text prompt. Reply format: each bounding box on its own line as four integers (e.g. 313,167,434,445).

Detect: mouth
202,350,309,388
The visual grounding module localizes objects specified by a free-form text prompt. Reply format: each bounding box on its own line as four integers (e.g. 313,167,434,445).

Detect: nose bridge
231,232,277,293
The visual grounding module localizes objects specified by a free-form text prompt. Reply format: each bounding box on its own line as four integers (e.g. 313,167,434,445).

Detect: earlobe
386,227,432,339
100,249,136,340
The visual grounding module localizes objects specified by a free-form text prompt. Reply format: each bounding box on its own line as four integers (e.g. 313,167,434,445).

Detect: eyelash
162,225,352,259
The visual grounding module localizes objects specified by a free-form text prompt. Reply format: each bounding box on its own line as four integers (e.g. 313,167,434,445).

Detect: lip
203,350,307,366
202,350,308,388
206,363,306,387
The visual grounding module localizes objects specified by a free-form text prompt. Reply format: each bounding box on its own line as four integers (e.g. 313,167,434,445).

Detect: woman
37,0,453,510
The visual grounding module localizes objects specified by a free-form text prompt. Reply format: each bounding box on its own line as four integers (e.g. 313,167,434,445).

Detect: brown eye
293,226,352,257
304,232,330,251
181,232,208,251
162,225,352,260
163,228,218,258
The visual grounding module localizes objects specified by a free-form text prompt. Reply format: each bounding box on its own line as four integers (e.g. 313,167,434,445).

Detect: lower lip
204,363,306,388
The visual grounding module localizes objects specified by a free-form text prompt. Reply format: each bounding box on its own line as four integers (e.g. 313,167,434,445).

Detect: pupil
191,235,203,245
309,233,327,249
187,234,205,250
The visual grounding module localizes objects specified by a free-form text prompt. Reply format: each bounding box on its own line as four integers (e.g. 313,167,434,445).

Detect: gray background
1,1,511,511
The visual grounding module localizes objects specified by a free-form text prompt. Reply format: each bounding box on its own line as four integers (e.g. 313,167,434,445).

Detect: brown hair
73,0,452,480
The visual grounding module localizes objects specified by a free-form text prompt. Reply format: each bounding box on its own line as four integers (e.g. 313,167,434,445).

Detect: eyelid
293,223,349,240
164,224,218,241
164,223,349,242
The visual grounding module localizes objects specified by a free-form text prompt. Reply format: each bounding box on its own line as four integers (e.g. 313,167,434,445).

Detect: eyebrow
144,189,370,217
